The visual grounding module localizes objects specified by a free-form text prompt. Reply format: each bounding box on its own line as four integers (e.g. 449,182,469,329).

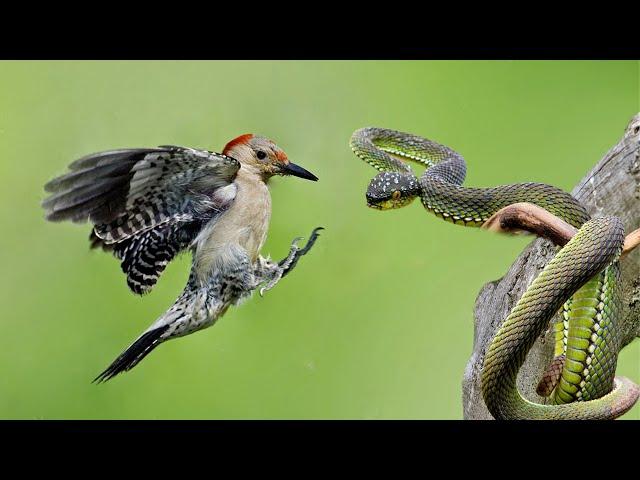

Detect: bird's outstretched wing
43,146,240,294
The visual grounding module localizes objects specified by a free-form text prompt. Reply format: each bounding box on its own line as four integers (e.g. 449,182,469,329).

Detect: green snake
350,127,640,420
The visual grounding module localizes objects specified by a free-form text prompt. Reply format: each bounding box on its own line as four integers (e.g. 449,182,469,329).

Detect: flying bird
42,134,322,382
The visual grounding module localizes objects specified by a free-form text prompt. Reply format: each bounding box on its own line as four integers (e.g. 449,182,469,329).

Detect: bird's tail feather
93,324,170,383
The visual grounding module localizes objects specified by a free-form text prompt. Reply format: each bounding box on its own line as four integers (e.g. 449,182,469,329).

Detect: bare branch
482,201,640,260
481,202,578,246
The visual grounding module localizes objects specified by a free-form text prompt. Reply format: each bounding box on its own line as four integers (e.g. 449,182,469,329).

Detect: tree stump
463,113,640,419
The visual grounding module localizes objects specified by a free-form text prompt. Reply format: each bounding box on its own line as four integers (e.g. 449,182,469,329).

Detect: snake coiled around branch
350,126,640,420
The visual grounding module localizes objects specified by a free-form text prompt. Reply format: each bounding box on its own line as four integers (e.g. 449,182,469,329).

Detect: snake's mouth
367,198,405,210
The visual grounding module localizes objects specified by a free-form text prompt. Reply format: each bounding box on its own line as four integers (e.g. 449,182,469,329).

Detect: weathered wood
463,113,640,420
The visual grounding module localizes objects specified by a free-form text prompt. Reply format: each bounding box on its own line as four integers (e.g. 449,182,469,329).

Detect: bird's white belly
193,174,272,280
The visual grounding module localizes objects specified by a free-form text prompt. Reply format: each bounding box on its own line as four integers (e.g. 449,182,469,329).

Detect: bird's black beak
280,162,318,181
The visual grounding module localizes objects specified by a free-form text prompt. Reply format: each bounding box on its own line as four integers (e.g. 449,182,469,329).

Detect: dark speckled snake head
366,171,420,210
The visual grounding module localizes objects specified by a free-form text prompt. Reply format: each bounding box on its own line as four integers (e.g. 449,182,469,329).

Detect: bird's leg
256,244,299,297
256,227,323,297
252,256,279,294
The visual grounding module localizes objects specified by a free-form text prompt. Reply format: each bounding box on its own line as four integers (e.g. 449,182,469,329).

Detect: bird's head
365,171,420,210
223,134,318,181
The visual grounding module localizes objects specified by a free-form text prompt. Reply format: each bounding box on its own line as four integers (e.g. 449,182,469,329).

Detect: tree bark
463,113,640,420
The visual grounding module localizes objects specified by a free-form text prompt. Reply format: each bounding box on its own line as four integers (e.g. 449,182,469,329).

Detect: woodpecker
42,134,322,382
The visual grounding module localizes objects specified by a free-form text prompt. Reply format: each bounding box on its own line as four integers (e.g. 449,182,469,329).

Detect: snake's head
366,171,420,210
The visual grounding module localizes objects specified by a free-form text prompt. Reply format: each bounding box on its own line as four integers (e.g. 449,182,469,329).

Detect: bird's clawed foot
258,227,324,297
279,227,324,277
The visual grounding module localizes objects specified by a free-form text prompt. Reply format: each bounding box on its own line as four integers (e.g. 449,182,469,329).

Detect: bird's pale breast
193,167,272,280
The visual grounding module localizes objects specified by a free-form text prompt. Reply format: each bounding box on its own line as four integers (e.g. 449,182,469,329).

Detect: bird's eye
256,150,267,160
392,190,401,200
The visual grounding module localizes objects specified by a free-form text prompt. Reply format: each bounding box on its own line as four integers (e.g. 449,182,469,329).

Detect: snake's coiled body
351,127,640,420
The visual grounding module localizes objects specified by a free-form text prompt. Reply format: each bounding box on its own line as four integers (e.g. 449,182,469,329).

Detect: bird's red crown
223,134,254,155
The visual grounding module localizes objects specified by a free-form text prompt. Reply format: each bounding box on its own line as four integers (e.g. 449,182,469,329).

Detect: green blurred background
0,61,638,419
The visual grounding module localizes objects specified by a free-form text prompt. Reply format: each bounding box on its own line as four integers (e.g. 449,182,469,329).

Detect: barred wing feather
43,146,240,294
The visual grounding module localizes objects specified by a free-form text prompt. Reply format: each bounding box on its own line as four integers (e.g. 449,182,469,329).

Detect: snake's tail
536,354,566,398
511,376,640,420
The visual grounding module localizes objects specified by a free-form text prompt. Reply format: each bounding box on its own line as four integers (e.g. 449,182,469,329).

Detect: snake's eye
392,190,401,200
